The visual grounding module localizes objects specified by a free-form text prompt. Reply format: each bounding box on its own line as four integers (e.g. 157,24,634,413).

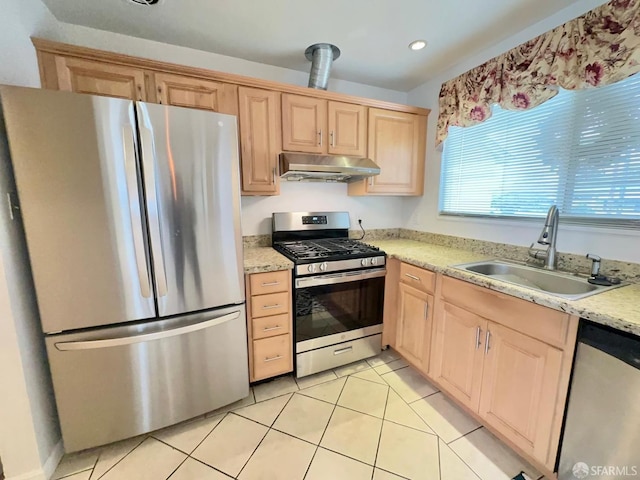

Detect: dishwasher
558,320,640,479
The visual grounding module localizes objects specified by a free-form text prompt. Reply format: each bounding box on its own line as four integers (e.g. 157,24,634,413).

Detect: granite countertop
243,247,293,275
369,239,640,337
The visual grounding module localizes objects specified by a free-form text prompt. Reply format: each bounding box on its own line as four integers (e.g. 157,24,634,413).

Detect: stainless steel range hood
279,152,380,183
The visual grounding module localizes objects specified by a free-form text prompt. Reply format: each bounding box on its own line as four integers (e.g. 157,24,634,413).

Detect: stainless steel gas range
272,212,386,377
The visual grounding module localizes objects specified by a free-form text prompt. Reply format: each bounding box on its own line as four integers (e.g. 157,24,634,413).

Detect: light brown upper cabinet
281,94,367,156
153,72,238,115
349,108,426,196
327,102,367,156
281,94,327,154
238,87,281,195
52,56,147,101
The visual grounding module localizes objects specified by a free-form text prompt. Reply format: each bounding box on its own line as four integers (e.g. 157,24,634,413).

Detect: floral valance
436,0,640,145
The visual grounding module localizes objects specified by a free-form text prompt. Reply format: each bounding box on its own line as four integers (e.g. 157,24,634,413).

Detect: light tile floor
52,350,545,480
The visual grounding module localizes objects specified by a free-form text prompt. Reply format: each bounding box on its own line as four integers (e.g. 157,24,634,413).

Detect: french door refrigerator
0,86,248,452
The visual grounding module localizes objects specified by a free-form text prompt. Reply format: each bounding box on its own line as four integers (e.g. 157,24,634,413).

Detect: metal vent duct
305,44,341,90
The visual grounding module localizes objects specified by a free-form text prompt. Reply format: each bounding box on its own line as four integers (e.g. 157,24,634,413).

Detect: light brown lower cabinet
431,301,486,412
395,281,434,373
429,276,578,473
385,265,578,475
245,270,293,382
479,322,564,464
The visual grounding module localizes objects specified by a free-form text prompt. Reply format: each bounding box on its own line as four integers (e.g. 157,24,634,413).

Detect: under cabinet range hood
279,152,380,183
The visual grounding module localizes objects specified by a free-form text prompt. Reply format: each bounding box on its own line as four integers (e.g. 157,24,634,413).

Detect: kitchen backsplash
243,228,639,282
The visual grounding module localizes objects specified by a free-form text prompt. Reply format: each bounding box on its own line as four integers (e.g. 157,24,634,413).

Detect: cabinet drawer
441,276,570,347
400,263,436,293
252,313,290,340
251,291,289,318
249,270,289,296
253,335,292,380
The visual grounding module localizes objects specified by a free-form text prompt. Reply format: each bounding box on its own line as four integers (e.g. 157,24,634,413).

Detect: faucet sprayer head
537,205,559,246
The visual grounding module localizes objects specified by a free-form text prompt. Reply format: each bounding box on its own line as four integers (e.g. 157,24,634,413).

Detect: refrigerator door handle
139,124,168,297
123,125,152,298
54,310,240,351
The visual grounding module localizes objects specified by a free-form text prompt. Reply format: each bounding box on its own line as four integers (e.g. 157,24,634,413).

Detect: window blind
439,73,640,228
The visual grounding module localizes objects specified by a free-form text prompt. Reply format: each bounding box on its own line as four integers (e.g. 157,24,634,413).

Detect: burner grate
275,238,380,261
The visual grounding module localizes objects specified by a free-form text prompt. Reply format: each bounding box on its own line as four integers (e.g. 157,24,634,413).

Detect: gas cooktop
274,238,382,263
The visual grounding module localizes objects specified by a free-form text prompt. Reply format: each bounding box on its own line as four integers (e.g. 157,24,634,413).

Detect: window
440,73,640,228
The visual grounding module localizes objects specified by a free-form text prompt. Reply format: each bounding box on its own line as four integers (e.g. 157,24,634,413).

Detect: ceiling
42,0,597,91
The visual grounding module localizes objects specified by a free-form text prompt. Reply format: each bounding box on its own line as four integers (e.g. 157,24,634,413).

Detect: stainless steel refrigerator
0,85,249,452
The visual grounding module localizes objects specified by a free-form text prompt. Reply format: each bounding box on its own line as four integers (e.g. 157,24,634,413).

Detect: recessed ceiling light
409,40,427,51
126,0,161,5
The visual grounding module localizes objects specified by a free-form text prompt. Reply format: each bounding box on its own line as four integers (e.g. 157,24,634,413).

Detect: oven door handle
295,268,386,288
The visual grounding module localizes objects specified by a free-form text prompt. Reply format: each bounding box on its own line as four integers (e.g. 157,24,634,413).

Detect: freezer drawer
46,305,249,452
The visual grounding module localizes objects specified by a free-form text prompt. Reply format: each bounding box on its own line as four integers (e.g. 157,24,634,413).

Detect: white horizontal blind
440,73,640,227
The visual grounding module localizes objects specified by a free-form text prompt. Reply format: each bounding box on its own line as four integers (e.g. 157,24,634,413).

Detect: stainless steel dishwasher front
558,321,640,479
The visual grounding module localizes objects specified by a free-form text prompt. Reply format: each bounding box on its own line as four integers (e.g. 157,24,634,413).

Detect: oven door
294,268,385,353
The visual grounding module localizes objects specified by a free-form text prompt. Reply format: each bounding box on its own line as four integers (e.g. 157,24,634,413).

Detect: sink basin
453,260,622,300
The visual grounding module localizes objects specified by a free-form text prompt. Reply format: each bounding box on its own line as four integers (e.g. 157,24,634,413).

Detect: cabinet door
479,322,563,464
328,101,367,156
54,56,147,101
396,282,433,372
238,87,281,195
431,301,486,412
363,108,426,195
154,72,238,115
281,94,327,153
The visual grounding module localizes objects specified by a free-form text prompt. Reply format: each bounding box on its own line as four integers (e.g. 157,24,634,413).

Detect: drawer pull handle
264,355,283,363
484,330,491,354
475,327,482,350
261,281,280,287
263,325,282,332
333,346,353,356
262,304,281,310
405,273,420,281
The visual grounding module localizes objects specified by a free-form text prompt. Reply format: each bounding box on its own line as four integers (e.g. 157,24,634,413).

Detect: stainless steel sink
453,260,623,300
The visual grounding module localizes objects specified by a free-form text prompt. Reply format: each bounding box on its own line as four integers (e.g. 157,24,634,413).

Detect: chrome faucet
528,205,559,270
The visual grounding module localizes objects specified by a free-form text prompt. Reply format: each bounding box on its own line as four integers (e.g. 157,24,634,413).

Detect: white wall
404,0,640,264
0,2,65,479
241,183,404,235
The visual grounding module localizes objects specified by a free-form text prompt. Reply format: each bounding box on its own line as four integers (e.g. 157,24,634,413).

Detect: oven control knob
361,258,368,267
319,262,328,272
308,264,317,273
371,257,377,265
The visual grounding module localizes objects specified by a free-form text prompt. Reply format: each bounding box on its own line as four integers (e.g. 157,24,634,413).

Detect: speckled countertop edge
369,239,640,337
243,247,293,275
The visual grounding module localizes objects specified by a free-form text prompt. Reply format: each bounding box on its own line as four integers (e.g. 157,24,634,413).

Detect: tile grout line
230,421,270,479
437,436,443,480
232,391,297,479
185,450,245,479
302,371,351,480
394,378,489,479
90,435,148,480
439,438,483,480
164,455,190,480
265,392,296,428
449,425,484,444
370,384,390,480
